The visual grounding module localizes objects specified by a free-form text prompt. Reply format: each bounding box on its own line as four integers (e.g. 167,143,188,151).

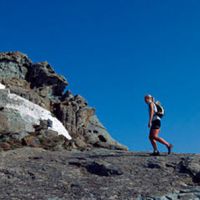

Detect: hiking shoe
167,144,173,155
150,151,160,156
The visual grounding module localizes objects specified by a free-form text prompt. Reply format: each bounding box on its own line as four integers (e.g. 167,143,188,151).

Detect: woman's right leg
150,128,173,154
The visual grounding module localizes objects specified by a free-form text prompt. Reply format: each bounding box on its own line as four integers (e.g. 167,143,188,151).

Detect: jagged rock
0,51,127,151
61,90,74,101
85,115,127,150
74,95,88,107
54,94,127,150
27,62,68,97
53,102,77,134
0,52,31,80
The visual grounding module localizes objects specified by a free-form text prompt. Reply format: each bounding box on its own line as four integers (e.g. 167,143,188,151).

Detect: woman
144,95,173,156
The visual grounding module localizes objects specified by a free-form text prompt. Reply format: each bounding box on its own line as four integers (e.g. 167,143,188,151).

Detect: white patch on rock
0,83,72,140
0,83,6,89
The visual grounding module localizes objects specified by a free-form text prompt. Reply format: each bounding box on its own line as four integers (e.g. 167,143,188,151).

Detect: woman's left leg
152,129,170,147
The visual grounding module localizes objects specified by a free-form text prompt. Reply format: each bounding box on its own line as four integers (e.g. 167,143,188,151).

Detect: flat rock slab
0,148,199,200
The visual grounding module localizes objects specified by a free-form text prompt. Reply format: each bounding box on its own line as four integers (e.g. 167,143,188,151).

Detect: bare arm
148,103,154,128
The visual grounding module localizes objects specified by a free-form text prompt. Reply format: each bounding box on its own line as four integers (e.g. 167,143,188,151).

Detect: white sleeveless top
149,102,161,121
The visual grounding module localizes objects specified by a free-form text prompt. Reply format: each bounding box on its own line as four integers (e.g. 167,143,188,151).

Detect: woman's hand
148,121,152,128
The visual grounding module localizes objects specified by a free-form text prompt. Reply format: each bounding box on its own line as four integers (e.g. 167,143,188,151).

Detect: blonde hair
145,94,154,102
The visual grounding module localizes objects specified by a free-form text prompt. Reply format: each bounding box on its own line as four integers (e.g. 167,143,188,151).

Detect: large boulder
54,94,128,150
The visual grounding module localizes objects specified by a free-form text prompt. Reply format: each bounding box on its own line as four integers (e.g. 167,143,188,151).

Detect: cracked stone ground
0,147,199,200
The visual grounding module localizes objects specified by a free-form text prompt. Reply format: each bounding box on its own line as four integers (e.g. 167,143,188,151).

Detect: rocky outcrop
26,62,68,97
0,148,199,200
0,51,127,151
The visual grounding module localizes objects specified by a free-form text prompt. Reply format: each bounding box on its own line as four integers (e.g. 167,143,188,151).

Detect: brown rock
0,142,11,151
22,136,41,147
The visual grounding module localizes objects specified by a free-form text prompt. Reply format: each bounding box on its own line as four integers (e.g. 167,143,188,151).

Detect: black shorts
151,120,161,130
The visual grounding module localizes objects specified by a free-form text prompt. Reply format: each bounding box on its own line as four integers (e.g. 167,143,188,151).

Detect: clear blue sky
1,0,200,153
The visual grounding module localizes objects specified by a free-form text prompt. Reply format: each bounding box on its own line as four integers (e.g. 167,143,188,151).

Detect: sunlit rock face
0,52,127,151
